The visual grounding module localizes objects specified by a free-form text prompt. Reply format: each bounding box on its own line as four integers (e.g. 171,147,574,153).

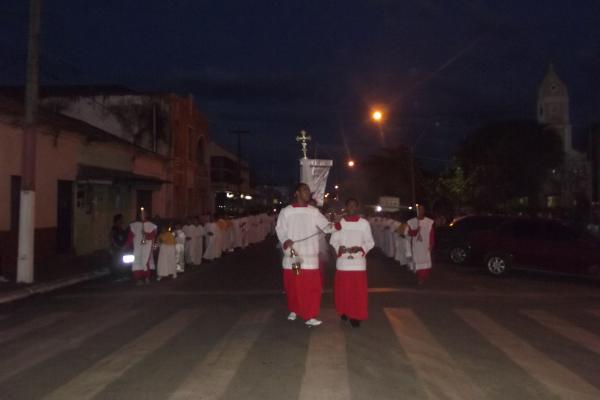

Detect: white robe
203,222,222,260
184,225,204,265
157,242,177,278
407,217,434,271
130,221,157,272
394,226,410,266
182,224,194,264
370,218,384,249
276,205,332,269
383,220,397,258
175,229,186,272
329,217,375,271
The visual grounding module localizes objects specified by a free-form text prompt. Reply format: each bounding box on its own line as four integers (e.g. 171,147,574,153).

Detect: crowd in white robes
368,216,410,266
368,213,435,284
125,213,277,284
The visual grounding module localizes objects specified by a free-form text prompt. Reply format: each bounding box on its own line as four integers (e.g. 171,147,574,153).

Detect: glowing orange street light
371,109,385,145
347,160,355,167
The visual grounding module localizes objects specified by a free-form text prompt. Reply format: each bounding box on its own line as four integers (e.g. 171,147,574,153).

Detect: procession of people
368,205,435,285
112,209,276,286
111,181,434,329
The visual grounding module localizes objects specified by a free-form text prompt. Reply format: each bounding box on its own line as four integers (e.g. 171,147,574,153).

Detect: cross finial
295,130,312,159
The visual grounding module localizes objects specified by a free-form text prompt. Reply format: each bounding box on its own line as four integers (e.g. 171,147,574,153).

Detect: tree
457,120,564,211
433,164,474,213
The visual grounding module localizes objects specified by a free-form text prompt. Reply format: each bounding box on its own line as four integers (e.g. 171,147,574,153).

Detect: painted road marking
0,312,70,344
522,310,600,356
385,307,484,399
298,309,351,400
44,309,201,400
169,309,272,400
458,309,600,400
0,310,135,383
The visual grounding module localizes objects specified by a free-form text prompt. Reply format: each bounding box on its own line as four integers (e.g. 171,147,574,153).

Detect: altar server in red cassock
406,204,435,285
330,198,375,328
126,207,157,285
276,183,334,327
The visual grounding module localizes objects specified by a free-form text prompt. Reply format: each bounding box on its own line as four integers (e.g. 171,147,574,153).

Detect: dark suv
437,215,510,264
471,218,600,277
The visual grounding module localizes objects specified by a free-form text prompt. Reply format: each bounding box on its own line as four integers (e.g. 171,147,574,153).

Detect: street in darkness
1,2,600,399
1,239,599,400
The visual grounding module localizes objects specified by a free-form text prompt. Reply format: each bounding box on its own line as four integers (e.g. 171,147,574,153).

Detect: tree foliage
433,164,474,213
456,120,564,211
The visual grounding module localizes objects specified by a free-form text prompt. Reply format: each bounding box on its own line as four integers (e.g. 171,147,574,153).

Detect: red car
471,217,600,277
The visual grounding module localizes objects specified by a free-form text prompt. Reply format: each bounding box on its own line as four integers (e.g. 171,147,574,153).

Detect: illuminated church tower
537,63,573,154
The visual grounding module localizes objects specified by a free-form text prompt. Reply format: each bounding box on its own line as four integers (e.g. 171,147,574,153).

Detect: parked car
471,217,600,277
436,215,510,264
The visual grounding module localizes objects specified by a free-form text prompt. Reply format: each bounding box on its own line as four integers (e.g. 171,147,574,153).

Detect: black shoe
350,319,361,328
340,314,348,321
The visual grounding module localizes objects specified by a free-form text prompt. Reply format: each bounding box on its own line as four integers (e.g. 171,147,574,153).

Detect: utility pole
410,147,416,207
17,0,43,283
229,130,250,210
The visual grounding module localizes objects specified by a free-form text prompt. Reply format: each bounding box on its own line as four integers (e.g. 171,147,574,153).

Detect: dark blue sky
1,0,599,185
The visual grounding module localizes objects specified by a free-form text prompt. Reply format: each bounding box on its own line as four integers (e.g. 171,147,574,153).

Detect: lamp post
409,131,429,206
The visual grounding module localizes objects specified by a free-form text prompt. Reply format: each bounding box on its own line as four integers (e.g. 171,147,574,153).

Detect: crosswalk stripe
43,309,202,400
169,309,272,400
0,309,136,383
457,309,600,400
0,312,70,345
384,308,484,400
298,310,351,400
522,310,600,356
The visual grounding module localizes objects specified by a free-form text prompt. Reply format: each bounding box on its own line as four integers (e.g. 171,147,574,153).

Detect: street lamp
347,160,355,167
372,110,383,122
371,109,385,146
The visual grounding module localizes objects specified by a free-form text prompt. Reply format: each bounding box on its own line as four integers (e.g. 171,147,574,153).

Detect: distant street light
347,160,355,167
371,109,385,146
334,184,339,190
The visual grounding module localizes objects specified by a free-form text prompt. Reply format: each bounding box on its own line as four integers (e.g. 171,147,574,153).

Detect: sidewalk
0,250,111,304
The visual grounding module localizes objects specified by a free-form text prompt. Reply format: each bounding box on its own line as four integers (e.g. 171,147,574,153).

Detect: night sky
1,0,599,186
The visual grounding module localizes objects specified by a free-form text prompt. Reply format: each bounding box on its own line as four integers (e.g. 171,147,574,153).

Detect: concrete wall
0,119,77,231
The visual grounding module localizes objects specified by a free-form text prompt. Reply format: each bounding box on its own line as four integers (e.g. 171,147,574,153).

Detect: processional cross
296,130,311,159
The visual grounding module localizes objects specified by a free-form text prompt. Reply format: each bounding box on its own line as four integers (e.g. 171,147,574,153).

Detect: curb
0,268,110,305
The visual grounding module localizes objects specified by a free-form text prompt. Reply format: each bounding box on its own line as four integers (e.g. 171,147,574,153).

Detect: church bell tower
537,63,573,154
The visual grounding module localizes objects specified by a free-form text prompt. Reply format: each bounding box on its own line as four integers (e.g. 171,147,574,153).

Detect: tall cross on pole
296,130,311,159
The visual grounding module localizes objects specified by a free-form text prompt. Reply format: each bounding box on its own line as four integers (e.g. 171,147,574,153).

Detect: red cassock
276,204,333,320
334,270,368,320
283,269,322,320
330,216,375,321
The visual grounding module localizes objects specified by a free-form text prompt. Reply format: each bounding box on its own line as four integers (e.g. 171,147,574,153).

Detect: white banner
300,158,333,206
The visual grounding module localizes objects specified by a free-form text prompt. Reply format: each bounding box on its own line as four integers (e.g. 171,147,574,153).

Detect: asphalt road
1,237,599,400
